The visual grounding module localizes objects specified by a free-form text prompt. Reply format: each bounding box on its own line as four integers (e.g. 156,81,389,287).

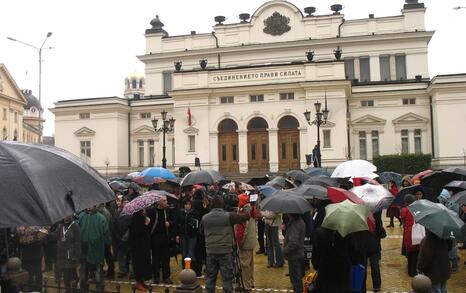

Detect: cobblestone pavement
47,217,465,293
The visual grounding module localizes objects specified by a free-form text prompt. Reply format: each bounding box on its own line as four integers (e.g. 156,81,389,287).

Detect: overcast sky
1,0,465,136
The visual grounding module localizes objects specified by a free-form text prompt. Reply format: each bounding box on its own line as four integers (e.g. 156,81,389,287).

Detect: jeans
449,239,458,269
181,235,197,262
266,226,284,266
205,253,234,293
368,251,381,289
79,262,103,293
431,281,447,293
257,218,265,252
288,259,304,293
56,268,78,293
117,245,130,274
407,251,419,277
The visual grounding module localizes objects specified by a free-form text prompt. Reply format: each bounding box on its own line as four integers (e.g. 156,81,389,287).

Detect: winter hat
437,189,451,204
238,193,249,208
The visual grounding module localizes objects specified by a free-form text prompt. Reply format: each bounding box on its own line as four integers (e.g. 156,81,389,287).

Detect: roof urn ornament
334,46,342,60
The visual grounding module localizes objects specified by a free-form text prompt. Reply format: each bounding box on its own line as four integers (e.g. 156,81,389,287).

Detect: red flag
187,106,192,126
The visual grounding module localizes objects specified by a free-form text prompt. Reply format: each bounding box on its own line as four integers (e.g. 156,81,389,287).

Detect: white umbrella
127,171,141,178
350,184,394,212
331,160,377,178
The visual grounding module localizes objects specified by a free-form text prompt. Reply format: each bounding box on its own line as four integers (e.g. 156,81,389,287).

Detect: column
298,127,308,169
144,140,150,167
268,128,279,172
370,55,380,82
209,131,219,171
238,130,248,174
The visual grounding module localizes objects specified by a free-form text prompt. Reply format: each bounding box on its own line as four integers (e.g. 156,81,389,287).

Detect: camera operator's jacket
201,208,250,254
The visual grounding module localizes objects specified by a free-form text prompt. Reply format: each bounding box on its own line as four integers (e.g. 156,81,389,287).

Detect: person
417,229,452,293
177,198,200,269
55,215,81,293
400,176,412,190
78,206,111,293
125,183,141,201
98,204,115,279
192,189,209,277
201,195,250,293
386,181,401,227
255,192,266,255
129,209,152,291
235,193,256,290
438,189,460,272
261,209,285,268
112,198,132,278
366,210,385,292
148,195,174,284
282,213,305,293
400,194,419,277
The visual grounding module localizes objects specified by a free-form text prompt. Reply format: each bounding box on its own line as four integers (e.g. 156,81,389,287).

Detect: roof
21,89,43,110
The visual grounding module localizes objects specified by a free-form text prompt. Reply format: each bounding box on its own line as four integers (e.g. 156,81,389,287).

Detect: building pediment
321,121,336,128
0,64,27,105
392,112,429,125
352,114,386,126
74,126,96,137
130,125,156,135
183,126,199,134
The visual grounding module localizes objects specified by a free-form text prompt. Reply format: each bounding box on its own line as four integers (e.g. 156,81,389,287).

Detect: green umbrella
408,199,465,240
321,200,370,237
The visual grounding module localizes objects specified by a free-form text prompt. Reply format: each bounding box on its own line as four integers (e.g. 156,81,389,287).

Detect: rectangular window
292,142,298,159
14,112,18,123
251,144,256,160
323,130,331,148
2,108,6,120
222,145,227,161
250,95,264,102
379,55,391,81
79,113,90,119
372,131,379,158
80,141,91,163
402,98,416,105
149,140,155,166
344,59,355,80
359,57,371,82
361,100,374,107
232,144,237,161
279,93,294,100
138,140,144,167
395,55,407,80
188,135,196,152
163,72,172,94
414,129,422,154
262,144,267,160
401,129,409,154
220,96,234,104
281,143,286,159
359,131,367,160
140,112,151,119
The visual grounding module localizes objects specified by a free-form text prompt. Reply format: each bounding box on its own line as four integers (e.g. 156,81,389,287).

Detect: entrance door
218,119,239,173
278,130,300,171
247,131,269,171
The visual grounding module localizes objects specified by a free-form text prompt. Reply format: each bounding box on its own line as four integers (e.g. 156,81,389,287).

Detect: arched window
2,127,7,140
139,79,144,89
247,117,268,130
218,119,238,133
278,115,299,129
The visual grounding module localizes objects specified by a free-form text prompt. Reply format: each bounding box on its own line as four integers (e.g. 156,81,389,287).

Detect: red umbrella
411,170,433,185
351,177,380,187
327,187,375,233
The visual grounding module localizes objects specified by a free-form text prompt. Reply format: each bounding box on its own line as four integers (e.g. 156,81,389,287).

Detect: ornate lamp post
151,110,175,168
303,93,329,168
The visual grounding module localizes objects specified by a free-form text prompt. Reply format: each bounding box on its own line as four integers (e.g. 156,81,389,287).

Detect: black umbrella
444,181,466,193
180,170,225,187
451,191,466,206
304,176,339,188
291,184,328,200
393,184,434,206
247,176,270,186
286,170,311,184
443,167,466,178
421,170,466,198
259,190,311,214
266,176,296,189
0,141,115,228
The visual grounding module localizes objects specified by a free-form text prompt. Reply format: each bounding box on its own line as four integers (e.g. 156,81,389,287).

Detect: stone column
298,127,308,169
268,128,279,173
238,130,248,174
209,131,219,171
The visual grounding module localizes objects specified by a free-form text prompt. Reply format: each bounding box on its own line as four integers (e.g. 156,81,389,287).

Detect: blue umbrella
140,167,176,180
303,167,332,177
393,184,434,206
257,185,278,197
379,171,402,185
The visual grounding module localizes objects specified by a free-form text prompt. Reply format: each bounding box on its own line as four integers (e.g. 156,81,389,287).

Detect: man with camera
201,195,250,293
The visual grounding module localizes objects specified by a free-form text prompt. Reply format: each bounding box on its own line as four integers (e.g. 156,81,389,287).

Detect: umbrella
331,160,377,179
408,199,465,240
444,181,466,192
0,141,115,228
109,180,129,190
321,200,370,237
304,176,338,188
286,170,311,184
247,176,270,186
351,177,380,187
126,171,141,179
393,184,434,206
259,190,311,214
421,170,465,199
120,191,162,216
266,176,296,189
152,190,178,201
379,172,402,185
411,170,433,184
443,167,466,178
303,167,332,177
257,185,278,197
140,167,176,180
350,184,395,212
451,190,466,206
180,170,225,186
291,184,327,200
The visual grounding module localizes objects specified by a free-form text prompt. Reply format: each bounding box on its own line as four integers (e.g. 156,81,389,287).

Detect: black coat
177,209,200,238
129,213,151,282
56,221,81,269
311,227,352,293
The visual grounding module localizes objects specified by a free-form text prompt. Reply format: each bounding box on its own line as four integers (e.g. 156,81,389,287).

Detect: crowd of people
1,173,465,293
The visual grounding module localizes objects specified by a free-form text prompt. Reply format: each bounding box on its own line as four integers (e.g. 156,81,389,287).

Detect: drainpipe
128,99,131,169
429,96,435,159
211,31,221,68
346,97,352,160
337,18,346,38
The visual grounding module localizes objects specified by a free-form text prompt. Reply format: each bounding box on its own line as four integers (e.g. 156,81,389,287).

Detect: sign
211,69,303,83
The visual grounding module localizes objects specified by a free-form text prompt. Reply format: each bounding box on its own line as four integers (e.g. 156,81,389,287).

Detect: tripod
231,227,246,292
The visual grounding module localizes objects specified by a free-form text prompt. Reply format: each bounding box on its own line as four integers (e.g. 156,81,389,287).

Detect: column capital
237,130,248,135
267,128,279,132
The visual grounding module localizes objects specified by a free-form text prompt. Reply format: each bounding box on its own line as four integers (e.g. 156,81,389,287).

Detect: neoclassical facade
52,0,466,176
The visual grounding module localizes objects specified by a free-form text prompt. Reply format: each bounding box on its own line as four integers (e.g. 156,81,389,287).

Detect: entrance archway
247,117,269,172
218,119,239,173
278,115,300,171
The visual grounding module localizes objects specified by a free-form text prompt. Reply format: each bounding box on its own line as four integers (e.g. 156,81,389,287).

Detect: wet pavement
47,217,466,292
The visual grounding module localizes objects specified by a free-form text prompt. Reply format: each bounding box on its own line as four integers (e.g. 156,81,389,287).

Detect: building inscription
211,69,302,83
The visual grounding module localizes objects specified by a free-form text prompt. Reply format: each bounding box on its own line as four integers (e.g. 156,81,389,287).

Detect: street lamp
303,92,330,168
151,110,176,168
7,32,53,143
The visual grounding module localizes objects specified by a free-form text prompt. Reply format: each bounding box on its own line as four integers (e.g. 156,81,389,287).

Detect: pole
162,124,167,168
316,122,321,168
38,48,42,142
